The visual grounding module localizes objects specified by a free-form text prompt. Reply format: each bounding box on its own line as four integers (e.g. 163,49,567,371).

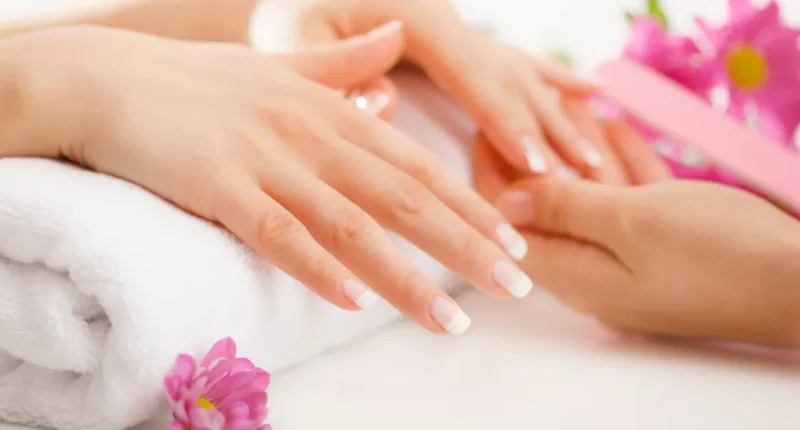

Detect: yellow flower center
196,396,215,410
726,45,768,90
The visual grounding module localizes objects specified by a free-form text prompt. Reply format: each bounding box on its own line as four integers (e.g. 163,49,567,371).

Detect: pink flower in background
623,17,714,96
696,0,800,149
164,337,271,430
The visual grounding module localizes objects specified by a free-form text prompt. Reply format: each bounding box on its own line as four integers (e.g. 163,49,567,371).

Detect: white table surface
1,1,800,430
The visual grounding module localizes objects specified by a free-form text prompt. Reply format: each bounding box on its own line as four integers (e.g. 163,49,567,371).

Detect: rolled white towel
0,68,476,430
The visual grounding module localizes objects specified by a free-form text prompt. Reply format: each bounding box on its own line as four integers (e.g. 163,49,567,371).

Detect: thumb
495,178,626,246
274,20,405,89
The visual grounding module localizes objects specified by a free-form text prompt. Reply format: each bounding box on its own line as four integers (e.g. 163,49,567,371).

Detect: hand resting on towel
0,24,536,335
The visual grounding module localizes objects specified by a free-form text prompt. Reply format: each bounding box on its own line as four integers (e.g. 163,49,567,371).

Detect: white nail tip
496,223,528,261
507,238,528,261
343,279,379,309
352,289,379,309
443,311,472,336
506,273,534,299
521,136,548,173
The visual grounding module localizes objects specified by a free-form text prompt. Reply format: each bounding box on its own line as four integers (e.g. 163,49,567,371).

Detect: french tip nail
444,310,472,335
521,136,548,173
577,139,603,168
507,273,534,298
585,150,603,168
496,223,528,261
354,289,379,309
368,20,403,37
343,279,379,309
431,296,471,335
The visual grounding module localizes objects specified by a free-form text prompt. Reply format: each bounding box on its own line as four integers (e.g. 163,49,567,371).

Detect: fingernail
496,222,528,260
578,139,603,168
493,260,533,298
495,190,534,223
364,20,403,40
430,297,471,335
521,136,548,173
342,278,379,309
557,166,579,179
349,90,390,116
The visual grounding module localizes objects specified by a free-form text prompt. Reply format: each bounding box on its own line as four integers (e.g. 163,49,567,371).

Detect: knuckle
405,155,440,186
329,210,380,249
391,178,430,220
258,212,301,245
454,232,486,264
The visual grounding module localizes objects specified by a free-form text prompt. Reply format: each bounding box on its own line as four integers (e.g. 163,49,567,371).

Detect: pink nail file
596,59,800,213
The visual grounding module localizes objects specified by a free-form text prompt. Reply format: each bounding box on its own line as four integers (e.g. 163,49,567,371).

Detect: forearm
0,0,259,43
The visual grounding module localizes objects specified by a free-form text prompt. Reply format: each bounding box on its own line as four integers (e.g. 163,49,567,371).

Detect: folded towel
0,70,474,430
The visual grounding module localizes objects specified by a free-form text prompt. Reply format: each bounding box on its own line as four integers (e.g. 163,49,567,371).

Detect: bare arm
0,0,260,43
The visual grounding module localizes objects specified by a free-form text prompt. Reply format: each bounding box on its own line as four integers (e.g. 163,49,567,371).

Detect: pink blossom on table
696,0,800,148
164,337,271,430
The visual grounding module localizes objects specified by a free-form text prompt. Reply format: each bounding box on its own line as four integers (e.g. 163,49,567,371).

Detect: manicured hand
475,121,800,347
3,24,533,335
271,0,613,176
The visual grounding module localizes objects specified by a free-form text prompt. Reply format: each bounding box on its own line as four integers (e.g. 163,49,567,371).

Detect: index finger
337,109,530,261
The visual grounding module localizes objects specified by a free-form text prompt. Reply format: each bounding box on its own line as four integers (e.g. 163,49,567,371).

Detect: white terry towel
0,69,477,430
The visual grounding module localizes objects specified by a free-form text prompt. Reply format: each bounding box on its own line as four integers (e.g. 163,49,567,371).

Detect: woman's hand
3,24,534,335
274,0,611,176
474,123,800,347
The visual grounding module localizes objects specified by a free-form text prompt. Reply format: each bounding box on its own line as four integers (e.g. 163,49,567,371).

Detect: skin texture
474,119,800,348
0,24,533,335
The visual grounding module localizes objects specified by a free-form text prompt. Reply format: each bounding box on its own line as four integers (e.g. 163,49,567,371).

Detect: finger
525,80,603,171
496,177,627,246
260,161,472,335
339,113,531,262
472,132,520,203
418,43,563,174
213,179,369,311
319,138,535,300
604,120,674,185
560,97,629,184
518,231,629,311
346,77,398,120
529,55,598,95
274,20,404,89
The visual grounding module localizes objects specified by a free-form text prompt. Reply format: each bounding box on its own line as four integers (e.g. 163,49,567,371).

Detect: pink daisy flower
164,337,271,430
696,0,800,149
623,16,715,96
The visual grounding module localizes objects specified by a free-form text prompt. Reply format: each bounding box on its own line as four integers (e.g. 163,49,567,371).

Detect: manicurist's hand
278,0,614,176
474,122,800,347
0,24,533,335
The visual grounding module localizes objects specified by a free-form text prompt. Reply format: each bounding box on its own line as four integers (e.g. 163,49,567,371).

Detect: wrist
0,33,87,160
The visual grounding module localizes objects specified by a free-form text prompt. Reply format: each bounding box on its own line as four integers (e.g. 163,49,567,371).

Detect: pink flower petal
729,0,754,22
202,337,237,368
229,358,256,374
189,407,226,430
252,369,270,391
164,375,183,402
169,420,187,430
173,355,197,383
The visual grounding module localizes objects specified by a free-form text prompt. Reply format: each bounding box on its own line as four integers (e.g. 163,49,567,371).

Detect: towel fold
0,70,473,430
